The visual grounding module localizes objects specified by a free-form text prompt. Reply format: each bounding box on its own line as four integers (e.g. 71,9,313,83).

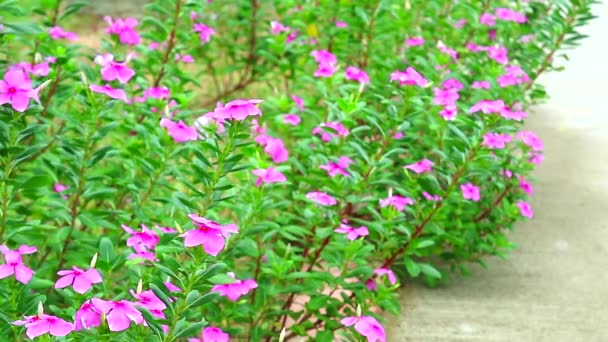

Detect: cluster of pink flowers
379,195,414,212
311,50,338,78
498,65,530,87
122,224,161,262
433,78,463,120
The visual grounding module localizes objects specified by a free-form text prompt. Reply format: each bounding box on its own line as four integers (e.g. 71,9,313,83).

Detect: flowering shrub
0,0,596,340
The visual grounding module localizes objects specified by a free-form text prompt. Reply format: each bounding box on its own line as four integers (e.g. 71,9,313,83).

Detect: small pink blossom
91,298,143,332
193,23,215,43
488,46,509,65
310,50,337,65
13,314,73,339
270,21,290,35
121,224,160,250
403,159,434,174
211,272,258,301
160,118,198,143
144,87,170,100
314,63,337,78
312,121,350,142
423,192,441,201
516,201,533,218
433,88,459,106
483,132,512,149
255,135,289,163
472,80,491,89
292,94,305,111
496,8,527,23
55,266,102,294
345,66,370,84
189,326,230,342
405,37,425,46
95,54,135,84
453,19,468,28
251,167,287,186
130,289,167,311
320,156,353,177
164,281,182,292
379,195,414,211
104,17,141,45
213,99,262,121
335,21,348,28
49,26,78,41
469,99,505,114
461,183,480,201
175,54,195,63
283,114,301,126
500,107,528,121
89,84,128,103
306,191,337,206
74,301,102,330
341,315,386,342
390,67,428,87
0,70,39,112
529,153,544,165
518,176,534,195
480,13,496,26
374,267,397,285
517,131,544,151
0,245,36,284
439,106,457,121
334,223,368,241
181,214,238,256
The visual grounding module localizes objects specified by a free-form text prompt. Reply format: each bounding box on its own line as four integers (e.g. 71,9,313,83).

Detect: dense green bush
0,0,596,340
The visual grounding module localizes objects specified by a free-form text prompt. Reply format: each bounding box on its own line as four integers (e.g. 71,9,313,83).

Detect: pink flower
433,88,459,106
255,135,289,163
211,272,258,301
13,314,73,339
439,106,457,121
144,87,170,100
334,223,368,241
55,266,102,294
345,66,370,84
312,121,350,142
283,114,301,126
251,167,287,186
127,244,157,262
335,21,348,28
49,26,78,41
341,316,386,342
498,65,530,87
95,54,135,84
213,99,262,121
193,23,215,43
91,299,143,332
405,37,425,46
89,84,128,103
175,54,195,63
520,34,535,43
438,43,459,60
472,80,491,89
480,13,496,26
0,70,39,112
164,281,182,293
379,195,414,211
292,94,305,111
160,118,198,143
310,50,337,65
306,191,337,206
121,224,160,250
469,99,505,114
0,245,36,284
390,67,428,87
516,201,533,218
518,176,534,195
500,107,528,121
130,289,167,311
374,267,397,285
442,78,464,90
517,131,544,151
270,21,290,35
423,192,441,201
496,8,527,23
54,183,69,193
488,46,509,65
529,153,544,165
74,301,102,330
181,214,238,256
189,326,230,342
461,183,480,201
483,132,512,149
403,159,434,174
320,156,353,177
104,17,141,45
314,63,337,78
453,19,468,28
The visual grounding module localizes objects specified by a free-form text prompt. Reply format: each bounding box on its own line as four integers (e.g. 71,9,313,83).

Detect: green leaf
404,257,421,277
207,274,237,285
419,263,442,279
99,237,114,263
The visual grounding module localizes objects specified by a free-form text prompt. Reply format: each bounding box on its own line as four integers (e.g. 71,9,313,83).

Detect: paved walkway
389,3,608,341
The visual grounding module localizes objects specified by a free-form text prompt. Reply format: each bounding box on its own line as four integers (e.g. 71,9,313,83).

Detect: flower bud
279,328,286,342
136,279,143,294
90,253,98,268
356,304,361,317
37,301,44,317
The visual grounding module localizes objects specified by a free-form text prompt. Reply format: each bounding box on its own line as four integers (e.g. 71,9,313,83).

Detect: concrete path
388,3,608,341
